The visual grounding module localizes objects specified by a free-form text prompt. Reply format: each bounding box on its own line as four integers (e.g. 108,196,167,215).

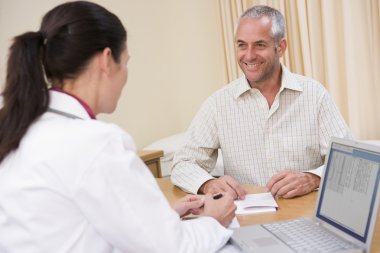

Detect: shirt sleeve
307,91,354,177
306,165,324,177
171,96,220,194
73,131,231,253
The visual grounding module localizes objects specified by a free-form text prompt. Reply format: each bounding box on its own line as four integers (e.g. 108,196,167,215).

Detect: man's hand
199,175,247,200
266,170,320,198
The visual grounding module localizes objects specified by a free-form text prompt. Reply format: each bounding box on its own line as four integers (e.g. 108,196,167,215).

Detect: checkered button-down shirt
171,66,353,194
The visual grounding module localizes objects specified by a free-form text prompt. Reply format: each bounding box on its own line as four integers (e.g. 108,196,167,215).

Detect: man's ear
277,38,287,57
99,47,113,75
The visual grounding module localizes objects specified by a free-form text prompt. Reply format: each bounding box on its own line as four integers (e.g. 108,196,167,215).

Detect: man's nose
245,46,257,60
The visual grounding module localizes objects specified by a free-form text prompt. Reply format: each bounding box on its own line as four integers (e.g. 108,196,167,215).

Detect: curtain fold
218,0,380,140
218,0,246,82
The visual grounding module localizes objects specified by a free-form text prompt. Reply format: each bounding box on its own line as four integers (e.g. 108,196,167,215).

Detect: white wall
0,0,226,148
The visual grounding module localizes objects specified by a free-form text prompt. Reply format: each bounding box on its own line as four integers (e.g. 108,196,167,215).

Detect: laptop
230,137,380,253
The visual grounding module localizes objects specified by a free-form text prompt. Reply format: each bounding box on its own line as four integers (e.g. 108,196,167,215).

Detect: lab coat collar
48,90,93,120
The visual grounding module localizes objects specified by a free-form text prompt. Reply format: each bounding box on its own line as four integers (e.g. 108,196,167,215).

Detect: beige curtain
218,0,246,82
218,0,380,140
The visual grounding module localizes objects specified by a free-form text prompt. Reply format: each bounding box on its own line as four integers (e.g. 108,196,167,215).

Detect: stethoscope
47,108,83,120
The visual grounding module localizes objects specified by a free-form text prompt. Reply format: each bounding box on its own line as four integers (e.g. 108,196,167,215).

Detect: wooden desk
156,178,380,253
138,150,164,178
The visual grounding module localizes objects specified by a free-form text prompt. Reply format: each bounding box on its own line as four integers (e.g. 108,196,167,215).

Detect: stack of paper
234,192,278,215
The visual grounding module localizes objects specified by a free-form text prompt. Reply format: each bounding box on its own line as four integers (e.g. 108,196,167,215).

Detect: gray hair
235,5,285,44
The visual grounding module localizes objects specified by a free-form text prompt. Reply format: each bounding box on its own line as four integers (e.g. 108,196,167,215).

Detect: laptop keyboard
262,218,359,253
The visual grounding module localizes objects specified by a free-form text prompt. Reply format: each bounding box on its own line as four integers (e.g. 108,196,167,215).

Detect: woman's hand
172,193,237,227
171,194,205,218
202,193,236,227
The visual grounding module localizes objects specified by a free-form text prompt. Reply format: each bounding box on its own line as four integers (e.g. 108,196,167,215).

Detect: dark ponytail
0,1,127,163
0,32,49,162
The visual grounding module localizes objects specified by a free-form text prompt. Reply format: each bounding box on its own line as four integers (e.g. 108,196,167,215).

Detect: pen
213,193,223,200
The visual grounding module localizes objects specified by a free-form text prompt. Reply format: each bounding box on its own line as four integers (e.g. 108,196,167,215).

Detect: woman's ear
99,47,113,75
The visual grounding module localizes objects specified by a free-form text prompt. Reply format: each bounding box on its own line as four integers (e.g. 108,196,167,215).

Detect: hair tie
38,31,48,46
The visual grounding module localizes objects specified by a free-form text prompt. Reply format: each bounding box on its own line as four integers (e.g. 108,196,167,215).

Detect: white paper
234,192,278,215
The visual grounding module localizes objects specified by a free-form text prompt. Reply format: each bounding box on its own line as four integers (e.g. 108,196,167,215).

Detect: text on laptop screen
316,142,380,243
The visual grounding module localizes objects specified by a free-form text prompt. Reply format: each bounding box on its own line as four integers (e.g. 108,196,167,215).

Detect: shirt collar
280,65,303,92
233,77,252,99
233,64,303,99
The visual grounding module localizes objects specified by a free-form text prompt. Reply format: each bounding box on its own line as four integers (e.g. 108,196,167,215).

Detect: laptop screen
316,141,380,243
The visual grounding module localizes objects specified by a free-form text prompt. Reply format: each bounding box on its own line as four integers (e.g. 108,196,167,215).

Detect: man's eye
237,44,246,49
256,43,266,49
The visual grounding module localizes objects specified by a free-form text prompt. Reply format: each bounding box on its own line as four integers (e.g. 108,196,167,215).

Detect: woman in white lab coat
0,2,236,252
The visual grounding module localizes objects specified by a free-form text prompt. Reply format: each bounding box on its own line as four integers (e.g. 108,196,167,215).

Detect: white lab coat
0,91,232,253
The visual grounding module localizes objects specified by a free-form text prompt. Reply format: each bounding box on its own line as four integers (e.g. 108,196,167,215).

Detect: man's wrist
198,179,214,194
304,172,321,190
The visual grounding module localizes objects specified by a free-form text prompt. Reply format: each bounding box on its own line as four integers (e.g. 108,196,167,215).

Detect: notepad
234,192,278,215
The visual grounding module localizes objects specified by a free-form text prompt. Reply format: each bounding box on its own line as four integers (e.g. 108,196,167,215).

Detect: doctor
0,1,236,253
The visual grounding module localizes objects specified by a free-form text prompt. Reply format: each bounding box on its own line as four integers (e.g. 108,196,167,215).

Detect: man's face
235,16,285,87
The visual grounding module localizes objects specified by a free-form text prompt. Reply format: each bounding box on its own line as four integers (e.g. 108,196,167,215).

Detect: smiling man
171,5,352,199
